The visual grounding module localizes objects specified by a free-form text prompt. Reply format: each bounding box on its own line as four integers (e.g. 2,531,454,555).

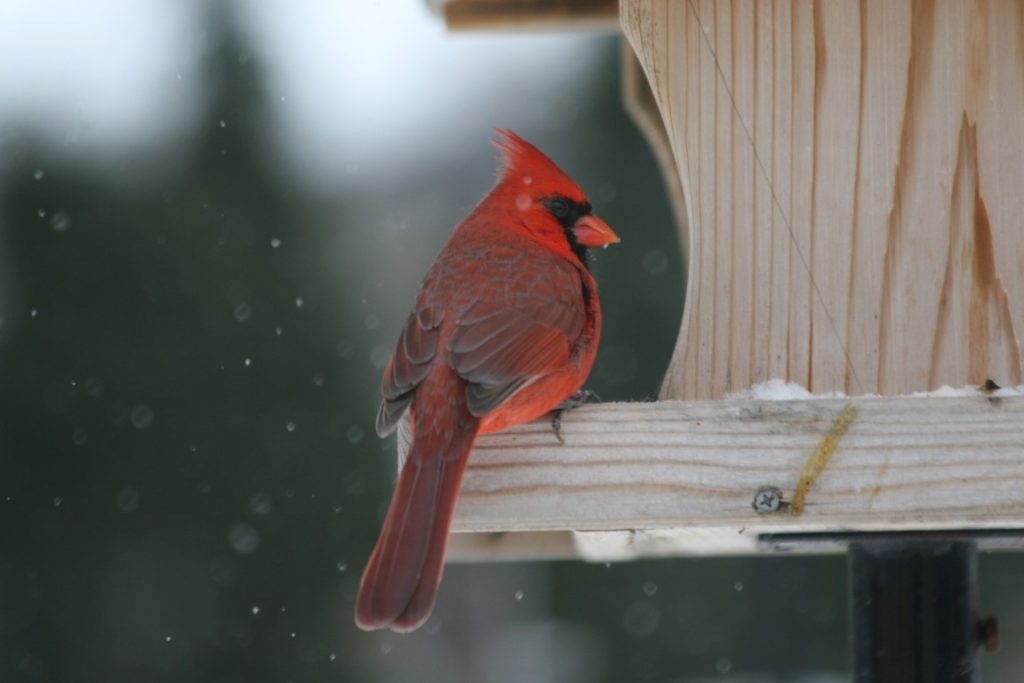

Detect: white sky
0,0,206,157
0,0,605,190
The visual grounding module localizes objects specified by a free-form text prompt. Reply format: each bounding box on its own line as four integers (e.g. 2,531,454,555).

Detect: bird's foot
551,390,599,443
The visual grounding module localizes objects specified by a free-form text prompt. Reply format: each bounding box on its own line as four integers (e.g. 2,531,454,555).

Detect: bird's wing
375,305,445,436
447,269,585,417
376,245,588,433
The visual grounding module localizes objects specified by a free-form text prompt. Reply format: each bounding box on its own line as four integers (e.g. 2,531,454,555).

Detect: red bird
355,131,619,632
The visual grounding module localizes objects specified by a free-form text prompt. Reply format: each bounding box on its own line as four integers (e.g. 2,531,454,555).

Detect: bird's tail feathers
355,423,478,632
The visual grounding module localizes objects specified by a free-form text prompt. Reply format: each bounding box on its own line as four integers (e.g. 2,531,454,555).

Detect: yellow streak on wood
791,403,859,516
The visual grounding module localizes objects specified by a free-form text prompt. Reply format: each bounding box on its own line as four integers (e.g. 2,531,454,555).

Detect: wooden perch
430,395,1024,560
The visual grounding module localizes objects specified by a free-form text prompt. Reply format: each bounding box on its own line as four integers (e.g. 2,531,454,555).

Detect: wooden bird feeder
422,1,1024,679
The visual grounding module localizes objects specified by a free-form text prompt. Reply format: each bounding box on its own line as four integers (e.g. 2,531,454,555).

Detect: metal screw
977,617,999,653
752,486,783,513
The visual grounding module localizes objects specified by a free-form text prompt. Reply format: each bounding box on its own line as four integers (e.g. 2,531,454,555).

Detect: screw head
752,486,783,513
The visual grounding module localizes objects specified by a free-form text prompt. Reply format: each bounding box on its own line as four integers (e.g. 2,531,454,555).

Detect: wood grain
621,0,1024,400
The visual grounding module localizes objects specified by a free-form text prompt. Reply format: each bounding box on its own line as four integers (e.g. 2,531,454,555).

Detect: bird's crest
491,129,586,201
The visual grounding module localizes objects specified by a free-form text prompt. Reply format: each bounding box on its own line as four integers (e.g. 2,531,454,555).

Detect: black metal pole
849,541,980,683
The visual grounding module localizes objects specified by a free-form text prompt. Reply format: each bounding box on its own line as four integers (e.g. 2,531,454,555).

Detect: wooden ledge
407,395,1024,560
439,0,619,32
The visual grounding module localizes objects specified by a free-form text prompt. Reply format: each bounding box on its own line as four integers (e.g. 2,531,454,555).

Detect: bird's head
491,129,619,263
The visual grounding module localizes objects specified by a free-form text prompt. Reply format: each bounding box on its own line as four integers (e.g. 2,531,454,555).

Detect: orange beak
571,214,620,248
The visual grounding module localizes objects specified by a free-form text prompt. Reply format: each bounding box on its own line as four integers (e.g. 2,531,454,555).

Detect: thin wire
686,0,864,393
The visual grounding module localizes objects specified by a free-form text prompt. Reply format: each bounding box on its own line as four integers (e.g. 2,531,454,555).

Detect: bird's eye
548,198,569,217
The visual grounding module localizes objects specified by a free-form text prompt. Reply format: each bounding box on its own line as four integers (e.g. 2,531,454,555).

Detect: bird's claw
550,390,599,443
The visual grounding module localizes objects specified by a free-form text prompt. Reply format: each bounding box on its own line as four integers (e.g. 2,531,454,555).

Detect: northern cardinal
355,130,619,632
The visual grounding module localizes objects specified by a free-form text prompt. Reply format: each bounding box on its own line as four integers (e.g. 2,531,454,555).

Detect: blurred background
0,1,1020,681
